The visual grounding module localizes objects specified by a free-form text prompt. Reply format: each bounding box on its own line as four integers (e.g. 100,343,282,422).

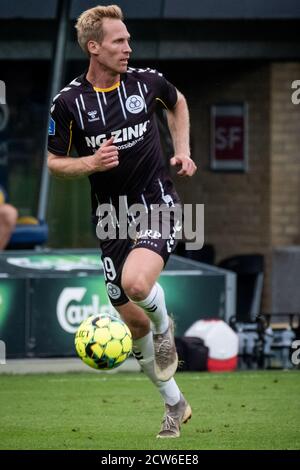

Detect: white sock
133,332,180,406
132,283,169,334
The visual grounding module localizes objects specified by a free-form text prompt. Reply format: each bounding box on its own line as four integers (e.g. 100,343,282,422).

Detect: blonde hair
75,5,124,55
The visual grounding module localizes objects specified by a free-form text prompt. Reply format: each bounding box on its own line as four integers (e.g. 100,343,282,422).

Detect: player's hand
170,154,197,177
93,136,119,171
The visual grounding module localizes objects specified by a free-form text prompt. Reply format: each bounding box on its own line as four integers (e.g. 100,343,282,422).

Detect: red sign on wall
211,104,248,171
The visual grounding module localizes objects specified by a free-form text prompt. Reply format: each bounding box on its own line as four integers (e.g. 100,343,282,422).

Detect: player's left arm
166,90,197,177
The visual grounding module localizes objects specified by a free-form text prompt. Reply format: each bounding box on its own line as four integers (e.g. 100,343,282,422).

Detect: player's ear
87,40,101,55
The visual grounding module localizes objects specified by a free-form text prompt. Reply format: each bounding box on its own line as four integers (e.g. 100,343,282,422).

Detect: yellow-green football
75,314,132,370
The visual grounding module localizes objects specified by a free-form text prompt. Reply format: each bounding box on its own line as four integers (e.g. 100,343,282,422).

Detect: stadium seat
218,254,264,323
1,185,48,250
7,217,48,249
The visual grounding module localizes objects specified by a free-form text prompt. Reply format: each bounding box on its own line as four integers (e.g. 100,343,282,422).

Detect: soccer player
47,5,196,438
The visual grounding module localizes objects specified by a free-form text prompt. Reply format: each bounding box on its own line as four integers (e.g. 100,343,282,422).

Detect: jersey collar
81,71,127,93
93,82,120,93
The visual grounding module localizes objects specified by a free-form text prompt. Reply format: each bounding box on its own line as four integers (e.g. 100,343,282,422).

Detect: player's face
97,19,132,74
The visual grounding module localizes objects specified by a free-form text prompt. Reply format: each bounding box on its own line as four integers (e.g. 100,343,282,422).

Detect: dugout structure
0,249,236,358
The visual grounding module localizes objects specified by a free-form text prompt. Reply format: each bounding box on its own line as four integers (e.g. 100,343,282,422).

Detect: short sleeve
47,97,73,156
154,72,178,110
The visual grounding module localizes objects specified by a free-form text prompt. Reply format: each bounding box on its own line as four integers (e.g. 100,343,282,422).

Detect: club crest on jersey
125,95,144,114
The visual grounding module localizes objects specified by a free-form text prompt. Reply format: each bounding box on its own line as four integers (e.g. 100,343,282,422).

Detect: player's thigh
121,247,164,290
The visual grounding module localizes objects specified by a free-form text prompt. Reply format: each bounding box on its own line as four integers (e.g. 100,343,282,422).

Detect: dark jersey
48,68,178,216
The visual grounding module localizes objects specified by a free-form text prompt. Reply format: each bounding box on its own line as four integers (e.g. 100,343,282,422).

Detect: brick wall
271,63,300,247
166,61,299,310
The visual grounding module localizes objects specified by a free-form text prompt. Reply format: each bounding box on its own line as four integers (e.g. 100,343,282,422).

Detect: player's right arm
47,95,119,179
48,137,119,179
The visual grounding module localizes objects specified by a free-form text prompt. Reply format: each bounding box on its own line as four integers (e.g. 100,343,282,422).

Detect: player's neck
86,62,120,90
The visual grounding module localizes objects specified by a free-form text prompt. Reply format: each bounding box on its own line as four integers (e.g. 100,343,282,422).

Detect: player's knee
122,276,150,301
0,204,18,229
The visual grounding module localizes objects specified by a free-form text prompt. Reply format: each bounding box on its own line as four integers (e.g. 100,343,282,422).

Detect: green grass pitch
0,370,299,450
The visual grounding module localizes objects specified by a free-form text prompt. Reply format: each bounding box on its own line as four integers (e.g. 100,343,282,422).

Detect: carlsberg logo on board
57,288,112,333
